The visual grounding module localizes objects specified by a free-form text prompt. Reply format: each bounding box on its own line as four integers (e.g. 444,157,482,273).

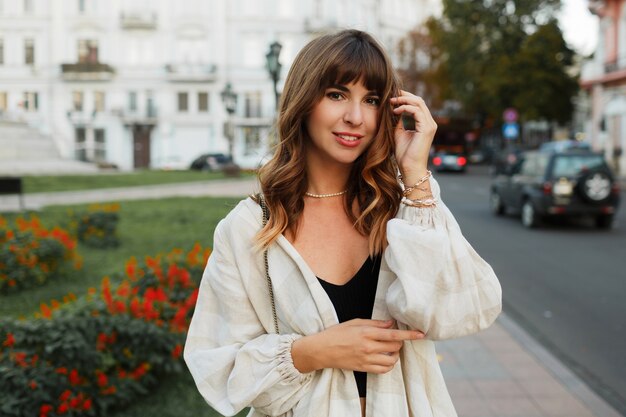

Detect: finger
366,360,398,375
374,341,404,353
374,328,424,341
345,318,394,328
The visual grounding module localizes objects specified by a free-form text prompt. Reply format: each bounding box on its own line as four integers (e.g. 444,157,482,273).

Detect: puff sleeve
184,219,313,416
385,176,502,340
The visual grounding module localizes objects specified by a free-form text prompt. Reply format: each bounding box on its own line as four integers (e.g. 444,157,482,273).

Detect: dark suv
490,149,620,229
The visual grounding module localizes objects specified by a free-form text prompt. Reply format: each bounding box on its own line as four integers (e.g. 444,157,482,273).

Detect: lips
333,132,363,148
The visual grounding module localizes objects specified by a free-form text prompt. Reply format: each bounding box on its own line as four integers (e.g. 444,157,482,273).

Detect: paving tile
519,379,573,398
445,379,482,398
452,396,495,417
532,396,595,417
487,397,544,417
472,380,527,399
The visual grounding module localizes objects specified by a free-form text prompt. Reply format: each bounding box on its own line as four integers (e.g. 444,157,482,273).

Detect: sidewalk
0,178,622,417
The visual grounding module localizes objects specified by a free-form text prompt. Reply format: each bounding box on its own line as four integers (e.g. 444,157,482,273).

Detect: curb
498,314,623,417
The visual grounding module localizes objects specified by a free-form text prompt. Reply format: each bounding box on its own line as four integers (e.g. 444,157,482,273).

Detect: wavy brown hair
256,29,403,255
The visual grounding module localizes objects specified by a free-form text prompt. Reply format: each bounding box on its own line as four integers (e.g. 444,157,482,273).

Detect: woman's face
305,80,380,167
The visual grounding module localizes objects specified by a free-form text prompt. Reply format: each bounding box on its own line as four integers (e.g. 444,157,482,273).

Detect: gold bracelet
399,170,432,196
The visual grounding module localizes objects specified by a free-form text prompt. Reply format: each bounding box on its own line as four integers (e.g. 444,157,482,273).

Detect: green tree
417,0,578,126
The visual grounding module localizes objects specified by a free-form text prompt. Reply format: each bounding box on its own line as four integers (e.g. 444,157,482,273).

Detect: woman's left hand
390,91,437,180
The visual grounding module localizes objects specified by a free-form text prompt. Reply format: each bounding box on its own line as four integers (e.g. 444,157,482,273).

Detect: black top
317,254,382,398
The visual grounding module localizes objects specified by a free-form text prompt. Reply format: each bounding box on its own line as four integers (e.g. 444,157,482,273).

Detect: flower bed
0,216,81,294
0,244,210,417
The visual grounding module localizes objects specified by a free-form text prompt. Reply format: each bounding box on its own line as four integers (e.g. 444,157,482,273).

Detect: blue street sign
502,122,519,140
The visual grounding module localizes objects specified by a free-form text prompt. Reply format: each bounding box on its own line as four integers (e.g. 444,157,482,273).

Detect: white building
0,0,439,171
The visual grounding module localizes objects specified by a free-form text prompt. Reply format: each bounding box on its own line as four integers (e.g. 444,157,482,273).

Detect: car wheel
521,200,540,228
595,214,614,229
490,190,505,215
578,171,612,203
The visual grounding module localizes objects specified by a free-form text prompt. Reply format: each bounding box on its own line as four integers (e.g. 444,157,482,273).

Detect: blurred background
0,1,625,417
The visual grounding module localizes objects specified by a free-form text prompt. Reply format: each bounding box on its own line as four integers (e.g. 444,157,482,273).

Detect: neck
305,156,351,195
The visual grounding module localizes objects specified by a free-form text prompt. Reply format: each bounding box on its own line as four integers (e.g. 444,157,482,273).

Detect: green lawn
22,170,253,194
0,196,250,417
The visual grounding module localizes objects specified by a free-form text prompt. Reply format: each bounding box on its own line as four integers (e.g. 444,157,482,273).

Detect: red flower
59,390,72,401
57,403,69,414
96,372,108,387
171,344,183,359
82,398,92,410
13,352,27,367
101,385,117,395
55,367,68,375
96,333,107,351
29,380,37,389
125,257,137,279
68,369,81,385
2,333,15,347
69,396,81,409
39,404,53,417
40,303,52,319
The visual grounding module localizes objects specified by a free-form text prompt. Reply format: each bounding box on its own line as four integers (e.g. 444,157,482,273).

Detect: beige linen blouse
184,177,502,417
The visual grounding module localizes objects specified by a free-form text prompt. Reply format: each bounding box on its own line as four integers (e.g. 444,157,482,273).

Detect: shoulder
215,197,263,243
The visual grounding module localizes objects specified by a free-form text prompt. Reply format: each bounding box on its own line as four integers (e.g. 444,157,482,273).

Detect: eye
326,91,344,101
365,96,381,106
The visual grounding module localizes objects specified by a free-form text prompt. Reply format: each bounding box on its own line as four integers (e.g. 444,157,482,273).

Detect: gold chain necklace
304,190,347,198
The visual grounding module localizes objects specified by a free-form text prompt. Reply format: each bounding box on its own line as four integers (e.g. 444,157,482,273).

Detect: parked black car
490,149,620,229
189,153,234,172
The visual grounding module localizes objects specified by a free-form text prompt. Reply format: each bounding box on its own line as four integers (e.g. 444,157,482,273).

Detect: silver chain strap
259,194,279,334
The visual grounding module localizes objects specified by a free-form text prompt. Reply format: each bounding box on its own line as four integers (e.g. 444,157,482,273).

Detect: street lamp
220,82,238,160
265,41,282,110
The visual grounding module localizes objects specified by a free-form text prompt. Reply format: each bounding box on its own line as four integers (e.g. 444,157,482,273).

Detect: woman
185,29,501,417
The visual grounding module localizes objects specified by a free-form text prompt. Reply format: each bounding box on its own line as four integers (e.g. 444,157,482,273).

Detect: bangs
320,36,389,96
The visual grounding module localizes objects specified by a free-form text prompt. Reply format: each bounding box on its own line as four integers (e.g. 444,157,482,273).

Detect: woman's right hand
291,319,424,374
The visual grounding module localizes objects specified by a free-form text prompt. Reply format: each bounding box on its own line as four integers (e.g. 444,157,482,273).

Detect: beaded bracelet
399,170,432,196
401,196,437,208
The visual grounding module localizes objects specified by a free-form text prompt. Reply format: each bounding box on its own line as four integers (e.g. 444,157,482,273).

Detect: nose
343,102,364,126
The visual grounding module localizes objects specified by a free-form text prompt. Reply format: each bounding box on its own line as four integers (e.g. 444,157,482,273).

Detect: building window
24,38,34,65
78,0,86,13
24,0,33,13
0,39,4,65
94,91,105,112
78,39,98,63
243,127,261,154
75,128,87,161
0,92,7,113
245,92,262,118
128,91,137,111
146,91,156,117
72,91,84,111
23,92,38,111
94,128,106,161
198,92,209,112
177,92,188,112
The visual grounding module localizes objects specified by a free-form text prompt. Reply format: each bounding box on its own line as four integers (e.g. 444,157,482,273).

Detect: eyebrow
329,84,378,96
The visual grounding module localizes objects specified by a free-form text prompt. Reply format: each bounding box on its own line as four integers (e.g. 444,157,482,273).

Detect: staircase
0,120,99,175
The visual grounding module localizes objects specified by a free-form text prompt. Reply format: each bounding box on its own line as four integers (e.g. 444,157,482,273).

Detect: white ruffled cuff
276,334,313,384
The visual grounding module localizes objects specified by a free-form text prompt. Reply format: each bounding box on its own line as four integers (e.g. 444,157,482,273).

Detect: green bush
0,244,210,417
0,216,81,294
74,204,120,249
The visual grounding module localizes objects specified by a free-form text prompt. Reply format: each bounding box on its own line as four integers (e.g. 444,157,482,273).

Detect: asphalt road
436,166,626,415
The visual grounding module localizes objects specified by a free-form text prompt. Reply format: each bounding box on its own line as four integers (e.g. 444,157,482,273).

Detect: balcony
165,63,217,82
604,58,626,74
116,107,158,126
120,12,157,30
61,62,115,81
